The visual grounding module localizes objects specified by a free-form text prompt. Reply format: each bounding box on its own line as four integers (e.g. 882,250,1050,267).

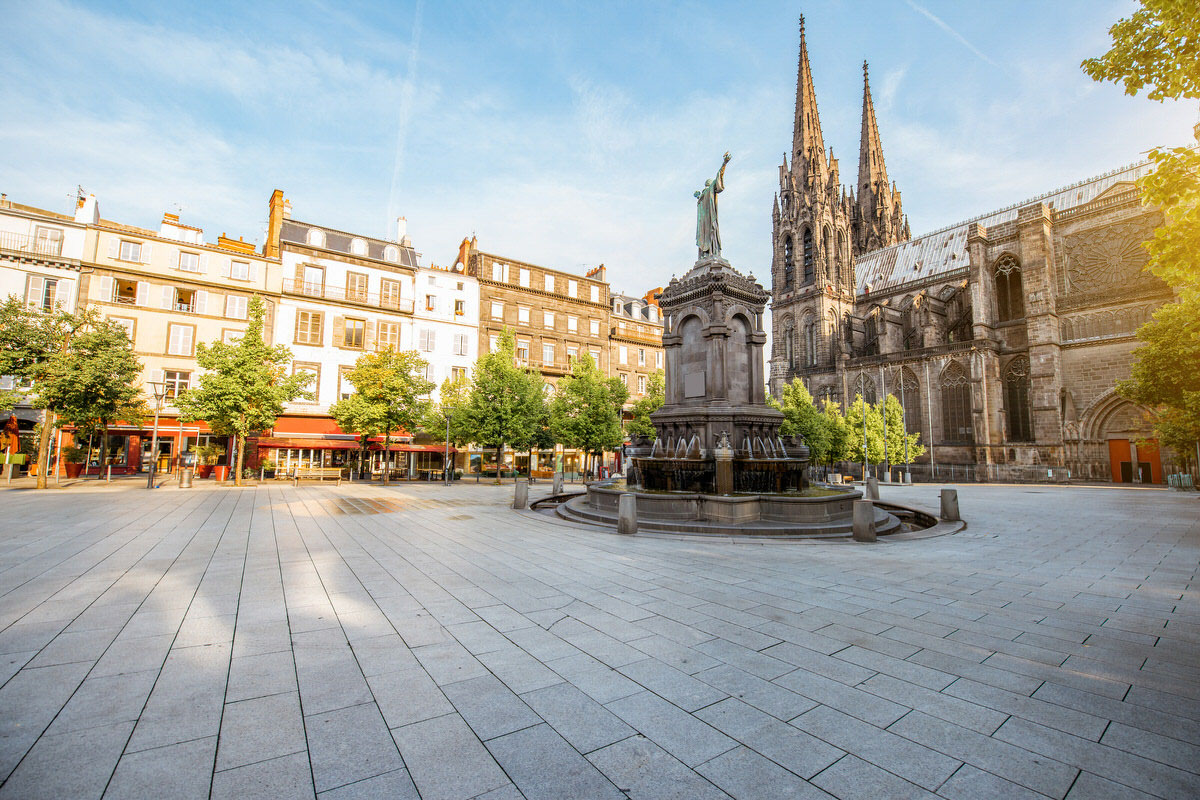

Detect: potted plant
260,458,277,479
60,445,87,479
194,443,224,478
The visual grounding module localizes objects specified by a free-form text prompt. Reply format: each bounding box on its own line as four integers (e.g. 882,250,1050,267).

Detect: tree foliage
880,394,926,465
771,379,833,465
423,372,475,448
550,354,627,476
1081,0,1200,102
821,399,852,466
459,329,545,479
175,297,311,486
625,369,664,440
844,394,885,466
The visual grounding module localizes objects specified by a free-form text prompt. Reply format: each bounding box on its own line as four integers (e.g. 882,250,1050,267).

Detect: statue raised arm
696,152,732,259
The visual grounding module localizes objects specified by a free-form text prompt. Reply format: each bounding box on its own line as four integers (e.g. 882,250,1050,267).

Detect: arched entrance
1087,394,1162,484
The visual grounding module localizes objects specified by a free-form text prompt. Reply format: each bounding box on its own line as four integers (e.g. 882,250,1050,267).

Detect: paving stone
211,751,315,800
809,754,938,799
367,666,454,729
441,674,541,741
390,713,510,800
859,674,1007,735
412,640,489,686
476,645,563,694
45,669,159,736
936,764,1056,800
105,735,217,800
606,691,736,767
619,657,727,711
944,676,1108,740
306,702,405,793
774,667,909,727
695,697,843,779
521,682,634,753
695,664,817,721
0,720,133,800
1031,680,1200,745
216,691,307,771
693,637,795,679
487,723,625,799
696,745,834,799
225,650,298,703
347,634,419,677
587,736,733,800
316,768,419,799
1064,771,1162,800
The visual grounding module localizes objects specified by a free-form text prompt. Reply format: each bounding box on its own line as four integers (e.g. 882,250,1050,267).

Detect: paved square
0,481,1196,799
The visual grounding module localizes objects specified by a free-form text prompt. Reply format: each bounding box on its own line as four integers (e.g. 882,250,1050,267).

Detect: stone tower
768,17,857,398
852,62,910,254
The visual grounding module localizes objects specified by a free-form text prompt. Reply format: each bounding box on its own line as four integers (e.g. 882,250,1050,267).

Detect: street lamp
146,380,166,489
443,407,456,486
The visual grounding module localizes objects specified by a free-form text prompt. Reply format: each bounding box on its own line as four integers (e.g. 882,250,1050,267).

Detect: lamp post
145,381,166,489
443,407,456,486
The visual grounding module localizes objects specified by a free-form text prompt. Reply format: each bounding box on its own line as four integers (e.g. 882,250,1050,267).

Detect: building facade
768,21,1184,483
608,290,664,405
412,262,479,396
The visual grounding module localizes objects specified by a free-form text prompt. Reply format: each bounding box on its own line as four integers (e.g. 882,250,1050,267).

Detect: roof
281,219,419,268
854,158,1156,294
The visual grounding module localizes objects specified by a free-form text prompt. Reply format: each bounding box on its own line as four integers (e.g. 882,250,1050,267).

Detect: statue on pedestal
695,152,731,259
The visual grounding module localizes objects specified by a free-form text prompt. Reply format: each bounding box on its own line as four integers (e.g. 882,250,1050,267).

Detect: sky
1,0,1195,300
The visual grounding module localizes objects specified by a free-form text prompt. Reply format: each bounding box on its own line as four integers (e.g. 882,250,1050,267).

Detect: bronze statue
695,152,731,258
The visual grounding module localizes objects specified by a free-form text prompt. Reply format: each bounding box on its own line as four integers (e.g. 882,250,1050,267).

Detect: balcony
609,326,662,346
283,279,415,313
0,231,65,258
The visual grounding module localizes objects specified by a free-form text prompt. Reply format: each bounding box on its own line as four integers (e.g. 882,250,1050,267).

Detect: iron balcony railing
0,231,64,257
282,279,415,312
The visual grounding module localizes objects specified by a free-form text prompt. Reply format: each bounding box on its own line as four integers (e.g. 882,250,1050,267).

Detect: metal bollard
617,493,638,535
106,465,112,482
940,488,960,521
852,500,876,542
179,468,193,488
513,479,529,509
866,477,880,500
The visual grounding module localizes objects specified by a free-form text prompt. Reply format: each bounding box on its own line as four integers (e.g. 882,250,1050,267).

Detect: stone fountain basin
559,479,903,537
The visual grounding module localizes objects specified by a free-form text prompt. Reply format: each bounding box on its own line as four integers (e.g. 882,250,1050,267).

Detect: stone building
768,20,1183,483
609,289,664,404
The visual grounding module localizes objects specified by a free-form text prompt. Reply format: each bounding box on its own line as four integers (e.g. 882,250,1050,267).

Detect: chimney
74,194,99,224
396,216,412,247
265,189,285,258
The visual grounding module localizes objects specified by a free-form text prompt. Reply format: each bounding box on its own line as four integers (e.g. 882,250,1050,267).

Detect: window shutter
150,368,163,386
222,258,231,278
107,239,119,259
199,253,209,274
194,290,208,315
161,285,174,309
294,264,305,285
333,315,345,346
25,275,44,308
98,276,113,302
55,279,72,309
365,319,376,351
136,281,150,306
249,262,259,283
142,243,153,264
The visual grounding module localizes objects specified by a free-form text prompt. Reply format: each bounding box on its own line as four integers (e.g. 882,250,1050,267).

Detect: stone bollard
617,493,638,535
513,479,529,509
903,471,912,485
940,488,960,521
866,477,880,500
552,472,563,495
882,470,892,483
852,500,876,542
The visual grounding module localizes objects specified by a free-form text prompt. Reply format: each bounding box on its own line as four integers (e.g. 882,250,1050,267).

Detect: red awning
377,443,457,453
257,437,361,450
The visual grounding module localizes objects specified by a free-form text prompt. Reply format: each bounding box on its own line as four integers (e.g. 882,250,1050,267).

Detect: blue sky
1,0,1195,298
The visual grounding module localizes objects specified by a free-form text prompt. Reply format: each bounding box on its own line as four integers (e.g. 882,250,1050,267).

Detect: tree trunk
383,432,391,485
35,409,54,489
496,444,503,485
99,424,110,481
235,433,246,486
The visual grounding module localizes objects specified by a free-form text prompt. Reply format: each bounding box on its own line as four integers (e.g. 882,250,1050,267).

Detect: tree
329,349,434,484
550,354,628,479
844,394,885,471
625,369,664,441
460,329,544,482
880,394,926,467
175,297,312,486
820,399,852,468
328,392,382,478
1081,1,1200,103
1117,296,1200,450
770,379,832,465
423,372,475,449
0,298,116,488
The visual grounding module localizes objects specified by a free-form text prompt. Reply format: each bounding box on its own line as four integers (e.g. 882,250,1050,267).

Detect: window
802,228,814,283
384,245,398,262
804,322,816,366
940,362,973,444
347,272,368,303
230,260,249,281
543,311,554,329
544,274,554,292
567,315,578,333
454,333,468,355
25,276,58,311
418,329,435,351
784,323,795,367
295,310,323,345
351,238,367,256
543,343,555,365
380,279,401,310
492,262,504,281
301,264,324,296
425,294,436,312
516,340,529,363
306,229,326,247
178,251,200,272
655,351,662,369
293,363,319,402
638,348,646,366
783,235,794,288
427,275,438,286
518,307,530,324
454,299,465,316
590,285,600,303
378,321,400,351
108,317,135,339
589,319,600,337
338,366,355,400
456,281,464,290
451,366,467,381
638,375,646,395
853,373,877,406
568,279,578,298
119,240,142,262
225,295,247,320
995,255,1024,321
167,324,194,356
1004,357,1034,442
491,302,504,320
618,373,628,387
163,370,190,400
221,329,242,344
590,347,601,364
343,318,365,349
567,345,578,363
619,345,628,364
519,268,530,288
34,227,63,256
892,368,922,436
489,334,499,352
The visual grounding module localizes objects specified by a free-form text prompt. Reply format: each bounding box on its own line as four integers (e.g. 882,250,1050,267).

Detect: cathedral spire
853,60,908,254
792,16,828,190
857,61,888,199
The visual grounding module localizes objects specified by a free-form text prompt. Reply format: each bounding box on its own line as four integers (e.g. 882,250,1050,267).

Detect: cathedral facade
768,20,1181,483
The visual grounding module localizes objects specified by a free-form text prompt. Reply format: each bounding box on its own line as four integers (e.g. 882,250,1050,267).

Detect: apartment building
413,263,479,397
608,289,664,405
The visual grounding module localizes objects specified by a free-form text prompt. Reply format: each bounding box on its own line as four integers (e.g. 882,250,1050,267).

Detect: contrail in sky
905,0,1000,69
387,0,423,236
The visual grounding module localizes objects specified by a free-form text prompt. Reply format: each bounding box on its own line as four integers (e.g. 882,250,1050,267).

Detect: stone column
1017,203,1065,463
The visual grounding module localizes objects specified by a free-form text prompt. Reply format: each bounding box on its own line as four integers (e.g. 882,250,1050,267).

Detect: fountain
557,154,901,537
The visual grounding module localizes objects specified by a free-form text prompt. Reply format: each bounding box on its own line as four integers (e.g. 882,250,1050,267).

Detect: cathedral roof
854,158,1156,294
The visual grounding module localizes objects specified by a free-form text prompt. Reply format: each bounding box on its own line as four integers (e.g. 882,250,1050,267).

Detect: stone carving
1062,220,1154,292
695,152,731,259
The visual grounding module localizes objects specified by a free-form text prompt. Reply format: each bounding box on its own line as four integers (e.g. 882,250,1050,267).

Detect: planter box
65,462,84,479
213,465,230,481
196,465,214,479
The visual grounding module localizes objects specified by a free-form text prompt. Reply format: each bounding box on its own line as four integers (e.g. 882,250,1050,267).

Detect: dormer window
383,245,398,262
351,238,367,256
306,229,325,247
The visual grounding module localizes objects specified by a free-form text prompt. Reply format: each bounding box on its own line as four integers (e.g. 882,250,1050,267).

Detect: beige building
608,290,664,405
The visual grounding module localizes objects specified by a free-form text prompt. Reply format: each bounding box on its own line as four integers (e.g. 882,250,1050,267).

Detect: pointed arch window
783,236,795,289
835,229,846,285
995,255,1024,321
1004,356,1034,442
853,373,877,406
940,362,973,444
892,368,922,436
783,321,795,368
804,320,816,366
802,228,814,283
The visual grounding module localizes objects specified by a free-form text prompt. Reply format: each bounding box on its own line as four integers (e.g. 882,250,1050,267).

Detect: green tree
1117,296,1200,453
175,297,312,486
460,329,544,482
423,372,475,449
1081,1,1199,103
550,354,628,479
844,394,885,471
770,378,832,465
329,349,434,484
625,369,664,440
880,394,926,467
820,399,852,468
328,392,382,478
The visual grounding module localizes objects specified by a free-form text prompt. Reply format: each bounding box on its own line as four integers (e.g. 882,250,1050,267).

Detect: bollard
866,477,880,500
106,465,112,482
259,467,265,482
179,468,193,489
852,500,876,542
552,472,563,495
940,488,960,521
903,471,912,485
882,471,892,483
513,479,529,509
617,493,638,535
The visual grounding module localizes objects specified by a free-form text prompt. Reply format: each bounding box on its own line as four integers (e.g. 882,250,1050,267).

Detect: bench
293,467,343,486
